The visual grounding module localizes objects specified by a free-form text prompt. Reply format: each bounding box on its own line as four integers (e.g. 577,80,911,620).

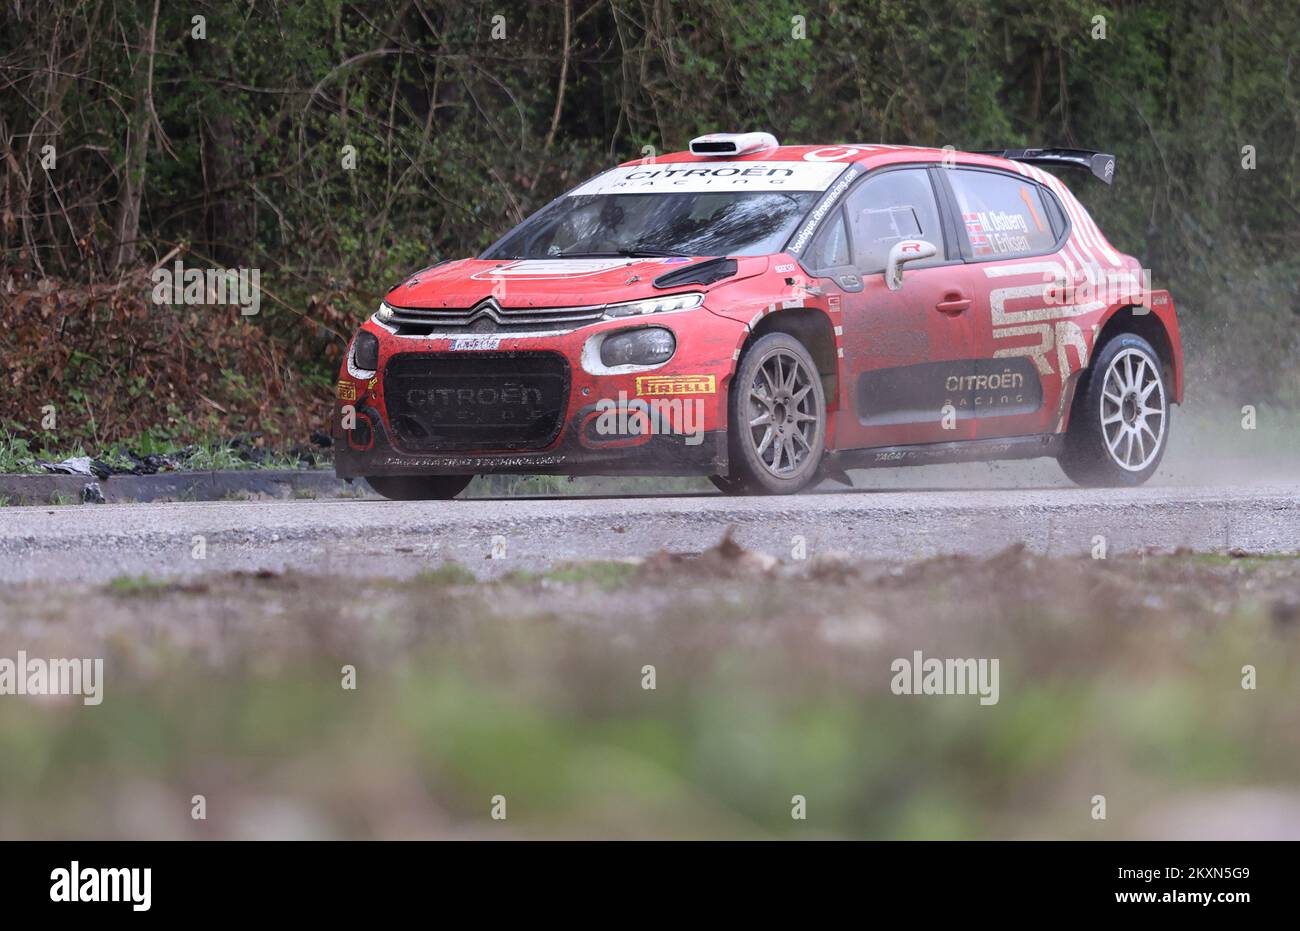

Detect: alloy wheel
1099,347,1166,471
745,348,822,477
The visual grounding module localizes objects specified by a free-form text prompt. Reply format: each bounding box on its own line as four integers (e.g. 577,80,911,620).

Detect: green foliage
414,562,479,586
542,560,640,590
1,0,1298,428
107,575,173,597
0,434,40,473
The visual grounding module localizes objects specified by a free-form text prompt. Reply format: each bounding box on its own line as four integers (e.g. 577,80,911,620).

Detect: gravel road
1,482,1296,584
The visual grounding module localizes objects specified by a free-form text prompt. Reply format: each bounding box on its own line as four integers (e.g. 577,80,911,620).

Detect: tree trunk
110,0,160,271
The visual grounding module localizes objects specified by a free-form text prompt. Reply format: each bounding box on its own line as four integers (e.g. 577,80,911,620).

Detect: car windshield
483,190,820,259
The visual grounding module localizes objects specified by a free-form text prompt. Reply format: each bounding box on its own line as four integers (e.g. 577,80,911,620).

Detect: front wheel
718,332,827,495
1058,333,1169,487
364,475,474,500
708,474,747,496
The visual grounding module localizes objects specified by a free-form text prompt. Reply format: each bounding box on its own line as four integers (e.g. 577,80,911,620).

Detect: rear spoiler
976,148,1116,185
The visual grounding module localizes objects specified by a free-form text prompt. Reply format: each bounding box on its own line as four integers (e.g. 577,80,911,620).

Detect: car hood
384,256,767,309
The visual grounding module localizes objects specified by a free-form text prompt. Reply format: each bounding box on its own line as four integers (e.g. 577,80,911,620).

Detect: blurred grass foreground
1,543,1298,839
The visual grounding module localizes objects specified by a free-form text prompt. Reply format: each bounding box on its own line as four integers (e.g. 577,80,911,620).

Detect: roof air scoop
688,132,780,157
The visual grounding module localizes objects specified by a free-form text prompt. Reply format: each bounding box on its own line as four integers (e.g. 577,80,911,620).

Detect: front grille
387,300,604,335
383,352,569,452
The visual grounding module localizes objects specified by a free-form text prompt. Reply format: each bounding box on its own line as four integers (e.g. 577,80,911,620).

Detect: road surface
0,483,1296,584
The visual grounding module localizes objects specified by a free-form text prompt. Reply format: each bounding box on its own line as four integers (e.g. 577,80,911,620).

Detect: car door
934,166,1074,439
805,166,986,450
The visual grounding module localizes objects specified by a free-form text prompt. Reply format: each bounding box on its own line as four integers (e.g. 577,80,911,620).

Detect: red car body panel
334,143,1183,480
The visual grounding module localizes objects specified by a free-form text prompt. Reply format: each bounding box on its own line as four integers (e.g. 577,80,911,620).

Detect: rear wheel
1058,333,1168,487
718,332,826,495
365,475,474,500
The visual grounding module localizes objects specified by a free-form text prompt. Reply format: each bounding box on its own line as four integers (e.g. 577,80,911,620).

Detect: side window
1041,187,1069,238
843,169,944,275
805,210,850,269
948,169,1058,259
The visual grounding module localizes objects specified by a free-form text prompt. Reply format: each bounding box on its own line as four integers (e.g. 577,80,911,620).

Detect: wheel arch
742,307,839,409
1092,305,1182,404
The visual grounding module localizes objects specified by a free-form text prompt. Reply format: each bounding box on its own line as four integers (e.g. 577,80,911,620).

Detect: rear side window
947,169,1057,259
843,169,944,274
1041,187,1069,237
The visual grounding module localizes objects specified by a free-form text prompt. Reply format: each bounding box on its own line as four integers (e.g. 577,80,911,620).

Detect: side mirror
884,239,938,291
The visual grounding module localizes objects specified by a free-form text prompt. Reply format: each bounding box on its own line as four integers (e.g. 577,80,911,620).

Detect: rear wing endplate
976,148,1116,185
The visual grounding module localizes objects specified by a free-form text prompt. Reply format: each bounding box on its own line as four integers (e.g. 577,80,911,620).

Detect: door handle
935,292,971,314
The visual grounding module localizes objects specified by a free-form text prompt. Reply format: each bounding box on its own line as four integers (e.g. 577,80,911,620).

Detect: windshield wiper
552,247,692,258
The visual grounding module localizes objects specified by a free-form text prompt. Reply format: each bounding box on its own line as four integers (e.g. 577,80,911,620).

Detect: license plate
450,336,501,351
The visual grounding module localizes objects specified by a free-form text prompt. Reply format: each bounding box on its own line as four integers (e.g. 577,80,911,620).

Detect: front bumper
333,309,744,479
335,405,727,477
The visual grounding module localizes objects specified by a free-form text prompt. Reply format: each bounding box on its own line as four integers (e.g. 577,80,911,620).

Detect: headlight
375,302,395,322
603,292,703,318
352,330,379,370
600,327,676,367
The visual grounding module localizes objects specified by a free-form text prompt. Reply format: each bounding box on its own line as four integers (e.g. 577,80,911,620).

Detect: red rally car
335,132,1183,499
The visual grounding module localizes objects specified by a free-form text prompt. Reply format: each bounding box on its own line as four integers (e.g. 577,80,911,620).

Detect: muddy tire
708,474,748,496
719,332,826,495
365,475,474,500
1059,333,1169,487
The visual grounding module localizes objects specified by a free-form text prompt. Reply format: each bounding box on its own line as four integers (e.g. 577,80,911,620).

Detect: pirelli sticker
336,380,357,401
635,374,716,397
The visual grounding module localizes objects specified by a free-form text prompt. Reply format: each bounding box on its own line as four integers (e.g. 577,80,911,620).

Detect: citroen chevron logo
469,298,503,322
466,298,504,331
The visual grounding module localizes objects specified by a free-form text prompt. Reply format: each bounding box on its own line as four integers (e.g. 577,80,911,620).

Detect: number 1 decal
1019,185,1045,232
